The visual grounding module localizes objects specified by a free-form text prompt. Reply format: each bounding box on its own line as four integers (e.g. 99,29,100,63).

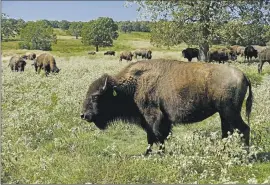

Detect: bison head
81,74,117,129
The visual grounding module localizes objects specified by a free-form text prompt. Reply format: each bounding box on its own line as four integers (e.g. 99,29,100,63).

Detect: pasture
1,32,270,184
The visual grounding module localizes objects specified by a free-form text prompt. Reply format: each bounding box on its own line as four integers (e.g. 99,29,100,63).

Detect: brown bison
33,53,60,76
182,48,199,62
229,45,245,56
88,51,96,55
258,48,270,74
8,56,27,72
81,59,252,155
207,48,237,64
119,51,133,62
134,49,152,60
104,51,115,56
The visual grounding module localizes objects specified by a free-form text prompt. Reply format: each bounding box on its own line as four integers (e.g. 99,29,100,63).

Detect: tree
1,13,25,41
59,20,70,30
69,21,83,39
81,17,118,52
131,0,270,61
19,21,57,51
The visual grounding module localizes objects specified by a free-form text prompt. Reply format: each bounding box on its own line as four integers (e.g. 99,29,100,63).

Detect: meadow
1,31,270,184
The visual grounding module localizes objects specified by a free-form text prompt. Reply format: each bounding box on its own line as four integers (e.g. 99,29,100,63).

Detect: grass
1,31,270,184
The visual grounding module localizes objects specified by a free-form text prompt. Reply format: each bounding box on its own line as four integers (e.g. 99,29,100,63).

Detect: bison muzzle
81,59,253,155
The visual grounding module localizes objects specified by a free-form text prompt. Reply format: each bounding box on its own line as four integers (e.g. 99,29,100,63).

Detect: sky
2,1,142,22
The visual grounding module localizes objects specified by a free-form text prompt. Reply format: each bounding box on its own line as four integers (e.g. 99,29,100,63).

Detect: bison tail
245,75,253,125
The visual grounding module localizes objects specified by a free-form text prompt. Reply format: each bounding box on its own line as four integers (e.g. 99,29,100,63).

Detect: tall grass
2,55,270,184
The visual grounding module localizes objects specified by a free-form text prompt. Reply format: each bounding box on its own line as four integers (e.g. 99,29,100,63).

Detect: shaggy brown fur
8,56,27,72
21,53,36,60
119,51,133,62
258,48,270,73
81,59,253,155
33,53,60,76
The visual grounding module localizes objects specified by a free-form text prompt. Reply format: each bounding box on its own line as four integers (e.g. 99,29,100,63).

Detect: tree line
2,0,270,60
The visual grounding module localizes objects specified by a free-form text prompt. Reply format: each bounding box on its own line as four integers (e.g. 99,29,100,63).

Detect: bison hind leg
219,111,250,146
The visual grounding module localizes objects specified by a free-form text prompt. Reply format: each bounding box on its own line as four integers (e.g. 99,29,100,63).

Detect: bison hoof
144,148,152,156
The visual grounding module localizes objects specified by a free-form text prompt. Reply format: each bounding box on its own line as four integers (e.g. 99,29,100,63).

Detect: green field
1,31,270,184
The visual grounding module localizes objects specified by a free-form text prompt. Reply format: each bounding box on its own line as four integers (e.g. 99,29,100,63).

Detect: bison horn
102,77,108,90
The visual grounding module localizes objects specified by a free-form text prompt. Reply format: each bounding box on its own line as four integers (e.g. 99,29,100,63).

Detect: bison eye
91,95,99,101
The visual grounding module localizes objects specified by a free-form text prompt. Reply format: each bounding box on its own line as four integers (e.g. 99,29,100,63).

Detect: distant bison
258,48,270,74
88,51,96,55
119,51,133,62
33,53,60,76
104,51,115,56
81,59,252,155
229,45,245,56
134,49,152,59
207,48,237,64
182,48,199,62
8,56,27,72
244,45,258,62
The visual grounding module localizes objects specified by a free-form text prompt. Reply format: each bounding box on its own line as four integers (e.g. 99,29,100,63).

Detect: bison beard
81,59,253,155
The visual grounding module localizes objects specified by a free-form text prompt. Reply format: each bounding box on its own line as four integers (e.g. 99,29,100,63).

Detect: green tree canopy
59,20,70,30
1,13,26,41
81,17,118,52
69,21,83,39
19,21,57,51
131,0,270,61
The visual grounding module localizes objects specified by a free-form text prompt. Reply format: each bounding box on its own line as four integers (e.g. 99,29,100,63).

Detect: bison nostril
80,114,85,119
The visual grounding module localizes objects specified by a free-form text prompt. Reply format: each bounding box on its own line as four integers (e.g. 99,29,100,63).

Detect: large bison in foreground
8,56,27,72
33,53,60,76
258,48,270,74
81,59,252,155
182,48,199,62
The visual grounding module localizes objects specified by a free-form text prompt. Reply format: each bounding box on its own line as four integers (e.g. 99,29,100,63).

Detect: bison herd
7,44,269,156
182,45,270,73
8,53,60,76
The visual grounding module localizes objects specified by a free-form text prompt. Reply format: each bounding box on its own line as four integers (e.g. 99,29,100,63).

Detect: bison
207,48,237,64
88,51,96,55
8,56,27,72
182,48,199,62
244,45,258,62
134,49,152,60
119,51,133,62
104,51,115,56
81,59,252,155
229,45,245,56
33,53,60,76
258,48,270,74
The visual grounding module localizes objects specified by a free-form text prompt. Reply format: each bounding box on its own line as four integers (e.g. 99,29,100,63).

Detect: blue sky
2,1,141,22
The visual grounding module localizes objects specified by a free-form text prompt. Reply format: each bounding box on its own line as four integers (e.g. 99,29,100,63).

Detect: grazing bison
88,51,96,55
134,49,152,60
229,45,245,56
182,48,199,62
119,51,133,62
207,48,237,64
258,48,270,73
104,51,115,56
8,56,27,72
81,59,252,155
244,45,258,62
33,53,60,76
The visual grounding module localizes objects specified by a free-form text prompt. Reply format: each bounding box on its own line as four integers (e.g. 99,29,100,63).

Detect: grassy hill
1,30,270,184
